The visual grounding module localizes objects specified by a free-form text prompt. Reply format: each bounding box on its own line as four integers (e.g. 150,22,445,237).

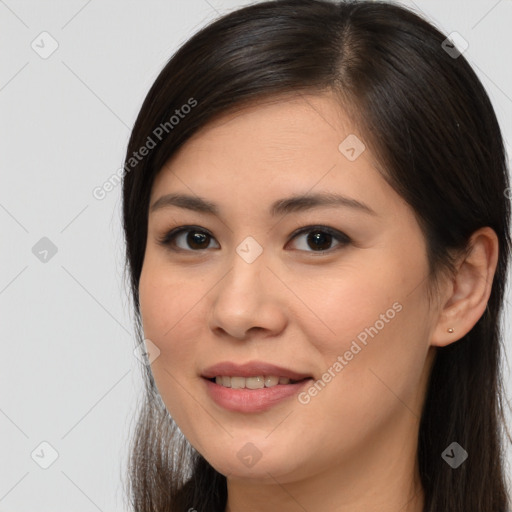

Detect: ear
430,226,499,347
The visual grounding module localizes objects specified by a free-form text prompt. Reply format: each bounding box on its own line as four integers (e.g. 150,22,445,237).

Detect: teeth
246,376,265,389
264,375,279,387
214,375,292,388
231,376,245,389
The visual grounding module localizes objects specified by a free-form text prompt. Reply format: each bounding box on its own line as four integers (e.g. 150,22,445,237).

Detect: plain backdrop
1,0,511,510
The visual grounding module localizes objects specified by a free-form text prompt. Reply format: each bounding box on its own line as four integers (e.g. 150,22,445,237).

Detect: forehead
148,91,403,224
153,92,373,185
182,91,353,152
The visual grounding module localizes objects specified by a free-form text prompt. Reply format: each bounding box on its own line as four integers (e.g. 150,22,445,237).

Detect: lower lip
203,377,312,413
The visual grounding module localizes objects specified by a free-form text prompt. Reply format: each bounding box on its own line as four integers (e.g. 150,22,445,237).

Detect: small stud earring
447,328,454,333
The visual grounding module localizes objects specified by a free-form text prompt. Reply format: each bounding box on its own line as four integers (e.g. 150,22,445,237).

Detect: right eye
157,226,220,252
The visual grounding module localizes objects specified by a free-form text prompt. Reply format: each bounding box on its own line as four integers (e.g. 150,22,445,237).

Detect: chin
201,441,306,482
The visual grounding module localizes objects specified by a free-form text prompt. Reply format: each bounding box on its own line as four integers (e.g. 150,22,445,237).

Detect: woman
121,1,512,510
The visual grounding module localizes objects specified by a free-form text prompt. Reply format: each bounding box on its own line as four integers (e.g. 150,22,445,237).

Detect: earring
447,327,454,333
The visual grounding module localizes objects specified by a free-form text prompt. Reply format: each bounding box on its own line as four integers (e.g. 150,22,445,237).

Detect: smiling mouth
207,375,312,389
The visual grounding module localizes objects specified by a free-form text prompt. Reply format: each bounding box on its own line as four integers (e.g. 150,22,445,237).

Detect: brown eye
184,231,210,250
157,224,350,254
306,231,333,251
158,227,219,251
288,226,351,253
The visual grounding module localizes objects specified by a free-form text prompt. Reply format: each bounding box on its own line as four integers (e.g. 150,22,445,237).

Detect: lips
201,360,312,381
201,361,314,412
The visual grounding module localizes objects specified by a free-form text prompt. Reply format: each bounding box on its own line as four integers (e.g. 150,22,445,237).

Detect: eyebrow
150,192,377,217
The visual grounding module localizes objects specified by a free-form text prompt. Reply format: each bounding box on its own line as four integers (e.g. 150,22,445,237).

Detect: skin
138,91,499,512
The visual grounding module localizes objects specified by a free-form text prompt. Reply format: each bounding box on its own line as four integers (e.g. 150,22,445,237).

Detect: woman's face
138,92,439,486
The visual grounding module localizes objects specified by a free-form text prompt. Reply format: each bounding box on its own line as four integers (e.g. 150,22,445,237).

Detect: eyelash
156,225,351,255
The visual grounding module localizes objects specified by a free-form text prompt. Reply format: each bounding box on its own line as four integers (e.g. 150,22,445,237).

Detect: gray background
1,0,511,510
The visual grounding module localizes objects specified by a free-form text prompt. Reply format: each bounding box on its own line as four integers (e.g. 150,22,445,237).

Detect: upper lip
202,361,312,381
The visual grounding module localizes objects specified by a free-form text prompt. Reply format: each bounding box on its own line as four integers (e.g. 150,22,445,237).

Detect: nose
208,249,288,341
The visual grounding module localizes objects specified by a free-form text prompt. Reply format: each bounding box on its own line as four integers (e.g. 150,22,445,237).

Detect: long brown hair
121,1,512,510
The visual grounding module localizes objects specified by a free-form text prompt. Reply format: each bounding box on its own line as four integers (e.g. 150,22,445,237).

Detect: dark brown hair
121,1,512,510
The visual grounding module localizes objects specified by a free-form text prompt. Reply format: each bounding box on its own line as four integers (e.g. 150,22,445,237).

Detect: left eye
157,225,351,253
289,226,351,252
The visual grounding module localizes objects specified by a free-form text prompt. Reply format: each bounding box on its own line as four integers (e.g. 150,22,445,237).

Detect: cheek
303,289,430,435
138,262,208,438
139,260,204,372
294,248,432,402
292,301,431,459
286,257,410,353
